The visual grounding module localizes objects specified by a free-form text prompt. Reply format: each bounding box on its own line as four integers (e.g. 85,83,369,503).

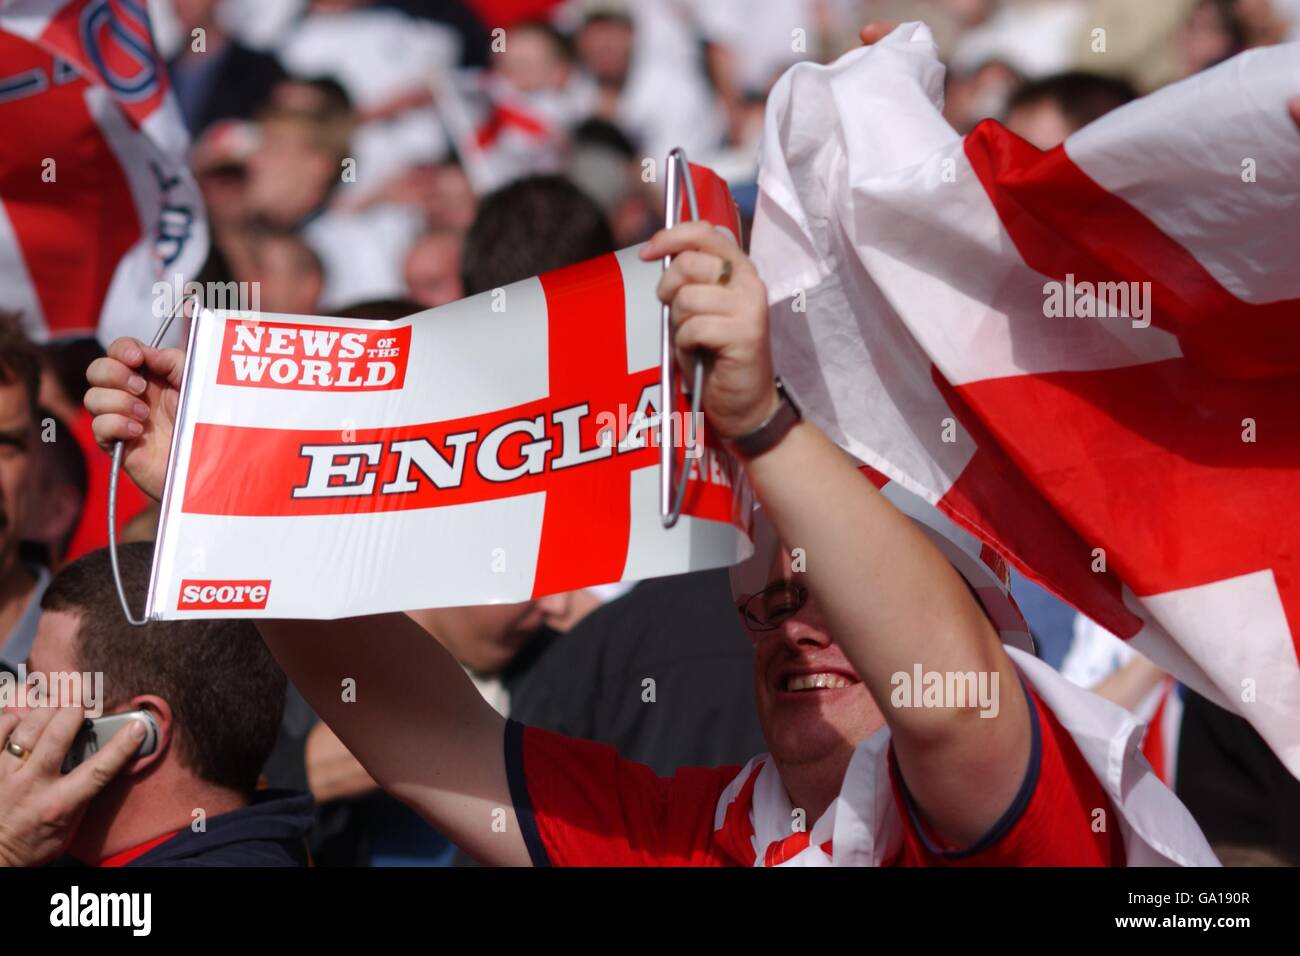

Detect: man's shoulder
510,720,748,866
128,790,314,868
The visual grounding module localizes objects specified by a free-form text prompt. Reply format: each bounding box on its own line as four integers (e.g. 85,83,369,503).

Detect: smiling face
740,549,885,773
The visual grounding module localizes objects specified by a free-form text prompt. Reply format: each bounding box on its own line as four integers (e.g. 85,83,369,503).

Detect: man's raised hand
85,337,184,502
640,221,779,443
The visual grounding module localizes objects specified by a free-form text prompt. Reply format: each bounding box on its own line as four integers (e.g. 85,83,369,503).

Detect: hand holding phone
61,711,159,774
1,707,152,866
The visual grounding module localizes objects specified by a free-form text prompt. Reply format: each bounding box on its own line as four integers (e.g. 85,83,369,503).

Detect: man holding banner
78,16,1300,870
85,210,1215,866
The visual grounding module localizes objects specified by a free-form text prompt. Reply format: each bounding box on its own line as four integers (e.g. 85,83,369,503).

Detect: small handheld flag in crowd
112,160,754,621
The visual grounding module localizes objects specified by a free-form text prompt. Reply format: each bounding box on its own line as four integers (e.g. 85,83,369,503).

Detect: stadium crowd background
5,0,1300,867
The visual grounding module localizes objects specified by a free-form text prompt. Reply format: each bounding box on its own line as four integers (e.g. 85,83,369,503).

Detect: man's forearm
256,614,531,865
742,420,1031,844
742,421,1011,717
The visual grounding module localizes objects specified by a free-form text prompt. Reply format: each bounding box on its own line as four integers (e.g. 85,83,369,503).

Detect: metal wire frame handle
659,147,706,529
108,292,195,625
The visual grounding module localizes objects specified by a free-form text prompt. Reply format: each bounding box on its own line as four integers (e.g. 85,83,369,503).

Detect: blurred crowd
4,0,1300,869
156,0,1300,317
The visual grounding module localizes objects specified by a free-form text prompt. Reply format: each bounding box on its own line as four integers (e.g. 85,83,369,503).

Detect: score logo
216,318,412,391
178,579,271,611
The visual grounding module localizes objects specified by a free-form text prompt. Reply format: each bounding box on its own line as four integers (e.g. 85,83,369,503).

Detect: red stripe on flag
940,122,1300,660
476,102,550,148
181,381,742,517
684,163,741,239
182,383,651,518
934,372,1142,640
950,361,1299,617
531,254,636,596
964,121,1300,380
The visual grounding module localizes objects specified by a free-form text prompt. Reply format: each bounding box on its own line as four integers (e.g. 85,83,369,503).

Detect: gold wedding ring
5,738,30,761
717,257,733,286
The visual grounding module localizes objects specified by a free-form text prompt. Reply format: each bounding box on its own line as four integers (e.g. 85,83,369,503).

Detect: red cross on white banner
178,253,744,598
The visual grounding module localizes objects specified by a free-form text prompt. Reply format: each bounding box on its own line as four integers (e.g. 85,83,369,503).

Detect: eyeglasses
736,581,809,633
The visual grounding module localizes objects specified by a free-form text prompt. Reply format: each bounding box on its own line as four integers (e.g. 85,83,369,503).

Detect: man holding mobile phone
0,543,312,867
0,704,146,867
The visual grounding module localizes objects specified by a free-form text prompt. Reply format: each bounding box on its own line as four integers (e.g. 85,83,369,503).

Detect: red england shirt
504,683,1124,866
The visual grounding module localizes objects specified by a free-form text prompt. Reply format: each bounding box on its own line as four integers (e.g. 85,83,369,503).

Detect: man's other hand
85,337,185,502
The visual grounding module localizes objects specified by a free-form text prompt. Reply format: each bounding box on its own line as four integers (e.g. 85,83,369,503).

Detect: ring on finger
716,257,733,287
5,738,30,761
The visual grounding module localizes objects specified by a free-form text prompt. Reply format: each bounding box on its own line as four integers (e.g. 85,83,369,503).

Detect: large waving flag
752,24,1300,775
0,0,205,344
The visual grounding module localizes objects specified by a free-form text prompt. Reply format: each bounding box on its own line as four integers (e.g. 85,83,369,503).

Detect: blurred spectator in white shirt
453,21,598,191
574,1,724,166
278,0,459,202
951,0,1090,80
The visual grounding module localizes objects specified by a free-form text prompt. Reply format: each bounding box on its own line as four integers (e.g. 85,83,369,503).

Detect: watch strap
730,379,801,459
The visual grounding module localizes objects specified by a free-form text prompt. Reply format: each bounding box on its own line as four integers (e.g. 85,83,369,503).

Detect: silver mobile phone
61,710,159,774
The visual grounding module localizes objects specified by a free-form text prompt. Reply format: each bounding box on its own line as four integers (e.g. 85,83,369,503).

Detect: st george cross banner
145,185,753,618
0,0,205,344
752,23,1300,775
